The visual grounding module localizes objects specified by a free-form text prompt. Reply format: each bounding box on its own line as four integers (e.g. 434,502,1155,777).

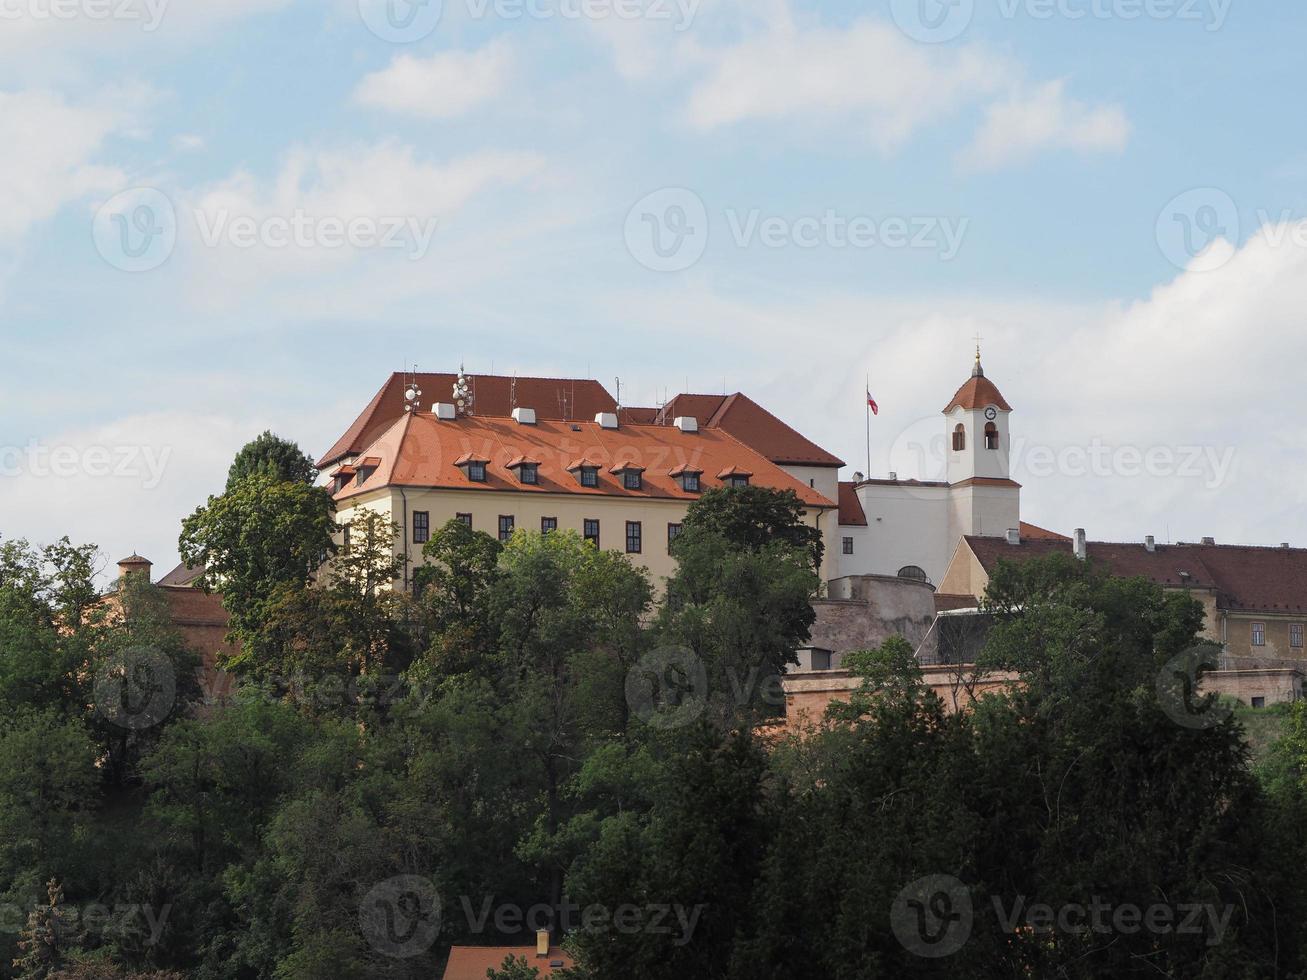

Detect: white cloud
353,40,515,119
684,19,1009,152
0,89,141,243
587,221,1307,549
964,79,1130,170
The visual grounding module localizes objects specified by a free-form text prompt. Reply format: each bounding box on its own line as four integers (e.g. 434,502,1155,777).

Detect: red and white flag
867,390,879,416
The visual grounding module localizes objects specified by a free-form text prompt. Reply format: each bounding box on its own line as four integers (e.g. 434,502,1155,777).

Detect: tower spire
972,334,984,378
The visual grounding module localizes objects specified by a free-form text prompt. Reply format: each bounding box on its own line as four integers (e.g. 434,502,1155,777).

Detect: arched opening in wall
984,421,999,450
897,565,928,583
952,424,966,451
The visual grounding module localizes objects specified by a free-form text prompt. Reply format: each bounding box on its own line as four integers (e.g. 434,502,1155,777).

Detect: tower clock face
984,407,998,421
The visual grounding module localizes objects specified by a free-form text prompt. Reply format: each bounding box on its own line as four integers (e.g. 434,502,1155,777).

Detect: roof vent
595,412,619,430
888,472,897,481
852,471,864,482
1201,536,1216,546
1145,535,1156,553
674,416,698,433
1006,528,1021,546
1283,542,1292,549
1073,528,1087,561
512,407,537,425
433,402,456,421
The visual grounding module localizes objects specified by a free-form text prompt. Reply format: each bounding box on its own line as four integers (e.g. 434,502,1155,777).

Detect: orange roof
943,360,1012,413
333,412,835,509
442,946,574,980
654,392,844,467
318,373,618,468
837,482,867,526
1020,521,1069,541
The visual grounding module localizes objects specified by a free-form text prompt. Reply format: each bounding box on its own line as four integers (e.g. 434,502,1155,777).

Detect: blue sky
4,0,1307,576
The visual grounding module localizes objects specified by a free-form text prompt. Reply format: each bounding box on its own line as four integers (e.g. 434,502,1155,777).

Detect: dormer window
356,456,381,486
611,460,646,491
454,452,491,483
717,466,753,488
984,422,999,450
506,455,542,485
566,457,602,488
669,463,703,493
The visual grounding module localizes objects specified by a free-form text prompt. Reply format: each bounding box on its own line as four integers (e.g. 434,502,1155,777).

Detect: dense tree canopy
2,488,1307,977
224,432,317,491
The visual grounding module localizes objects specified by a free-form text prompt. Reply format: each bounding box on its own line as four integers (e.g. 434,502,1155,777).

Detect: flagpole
865,373,871,480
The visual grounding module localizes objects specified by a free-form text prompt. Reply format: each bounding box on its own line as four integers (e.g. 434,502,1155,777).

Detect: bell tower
944,345,1012,484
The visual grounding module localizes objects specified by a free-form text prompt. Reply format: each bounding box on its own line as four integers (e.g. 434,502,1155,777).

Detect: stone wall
813,575,938,668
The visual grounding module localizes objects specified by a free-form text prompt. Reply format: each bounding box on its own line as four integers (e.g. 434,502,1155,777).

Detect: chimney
433,402,456,420
1006,528,1021,546
851,471,864,482
535,929,550,958
888,471,898,481
117,554,152,583
1282,542,1292,549
595,412,619,430
1145,535,1156,553
673,415,698,433
512,406,537,425
1073,528,1087,561
1201,536,1216,546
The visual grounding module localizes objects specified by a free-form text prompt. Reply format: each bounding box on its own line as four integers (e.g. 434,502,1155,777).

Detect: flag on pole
866,390,879,416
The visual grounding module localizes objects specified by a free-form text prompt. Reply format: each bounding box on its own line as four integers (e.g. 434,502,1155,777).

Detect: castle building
324,373,839,590
833,350,1023,588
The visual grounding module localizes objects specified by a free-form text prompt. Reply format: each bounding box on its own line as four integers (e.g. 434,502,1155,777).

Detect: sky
3,0,1307,580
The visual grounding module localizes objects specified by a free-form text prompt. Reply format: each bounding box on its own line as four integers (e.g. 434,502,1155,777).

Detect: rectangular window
626,521,642,554
412,511,430,545
498,515,515,542
667,523,683,549
1252,622,1266,647
728,475,750,488
580,467,598,488
455,513,472,528
682,472,700,493
842,536,854,555
341,524,351,555
541,517,557,534
468,461,487,482
584,519,600,547
623,470,643,490
1292,624,1304,649
1252,696,1266,709
520,464,539,485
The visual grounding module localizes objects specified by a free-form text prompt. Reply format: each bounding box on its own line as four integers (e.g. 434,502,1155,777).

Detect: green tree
677,486,823,570
177,473,336,665
225,432,316,491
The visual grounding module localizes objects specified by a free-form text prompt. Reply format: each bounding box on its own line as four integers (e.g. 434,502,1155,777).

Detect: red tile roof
654,392,844,467
1019,521,1069,541
837,482,867,526
943,370,1012,413
964,536,1307,615
442,947,574,980
965,535,1220,591
318,373,619,468
333,412,836,509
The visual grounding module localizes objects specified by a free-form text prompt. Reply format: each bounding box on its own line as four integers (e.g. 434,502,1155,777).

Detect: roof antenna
615,377,622,410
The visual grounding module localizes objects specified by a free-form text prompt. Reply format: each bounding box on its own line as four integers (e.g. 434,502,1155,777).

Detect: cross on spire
971,333,985,378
